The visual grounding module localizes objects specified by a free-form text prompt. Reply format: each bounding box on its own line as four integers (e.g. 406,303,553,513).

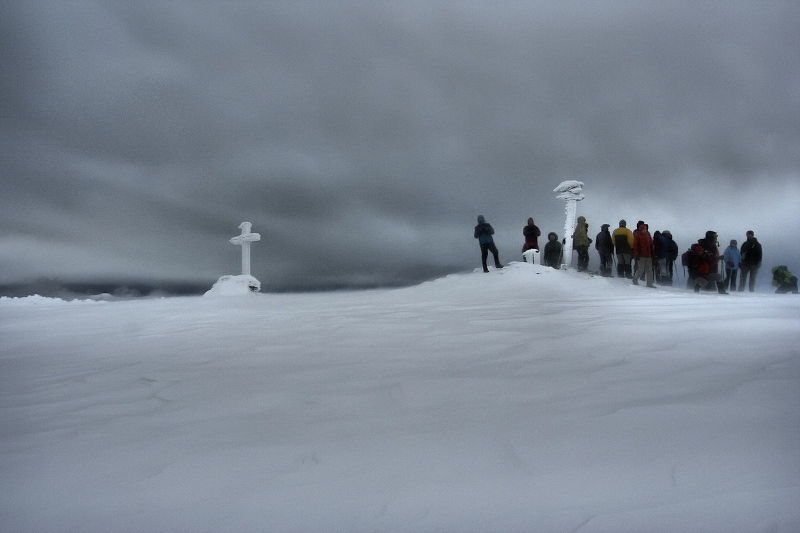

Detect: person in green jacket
572,215,592,272
771,266,798,294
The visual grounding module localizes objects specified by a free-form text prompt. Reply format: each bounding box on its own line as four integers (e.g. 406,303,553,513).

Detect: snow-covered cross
229,222,261,276
553,181,585,270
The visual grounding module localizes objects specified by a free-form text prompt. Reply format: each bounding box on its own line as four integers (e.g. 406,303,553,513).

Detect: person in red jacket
521,218,541,260
689,231,729,294
632,221,656,288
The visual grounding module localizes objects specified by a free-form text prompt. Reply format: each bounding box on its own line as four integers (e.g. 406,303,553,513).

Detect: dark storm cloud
2,1,799,292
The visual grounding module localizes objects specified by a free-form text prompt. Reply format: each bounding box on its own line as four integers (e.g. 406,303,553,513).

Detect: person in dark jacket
521,218,541,260
595,224,614,277
652,231,662,280
663,230,678,285
474,215,503,273
738,230,762,292
543,232,563,269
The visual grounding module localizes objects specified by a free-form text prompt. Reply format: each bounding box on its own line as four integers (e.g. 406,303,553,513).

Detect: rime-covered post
553,181,585,270
230,222,260,276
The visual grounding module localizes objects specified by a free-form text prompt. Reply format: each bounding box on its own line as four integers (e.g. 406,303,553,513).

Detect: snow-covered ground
2,263,799,532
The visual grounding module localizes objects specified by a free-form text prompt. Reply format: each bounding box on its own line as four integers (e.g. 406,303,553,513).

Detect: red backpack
681,243,711,276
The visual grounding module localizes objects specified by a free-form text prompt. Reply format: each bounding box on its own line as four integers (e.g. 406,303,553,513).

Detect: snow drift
1,263,798,532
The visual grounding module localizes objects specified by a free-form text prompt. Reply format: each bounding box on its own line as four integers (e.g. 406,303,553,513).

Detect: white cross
229,222,261,276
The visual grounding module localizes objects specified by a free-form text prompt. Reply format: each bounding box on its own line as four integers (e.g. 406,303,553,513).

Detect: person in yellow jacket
611,220,634,278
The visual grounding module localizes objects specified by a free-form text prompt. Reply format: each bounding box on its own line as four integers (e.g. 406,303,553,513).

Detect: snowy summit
2,263,799,532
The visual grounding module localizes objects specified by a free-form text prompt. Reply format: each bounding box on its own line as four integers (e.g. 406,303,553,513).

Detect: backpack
772,266,791,286
668,240,679,262
682,243,710,276
681,248,693,270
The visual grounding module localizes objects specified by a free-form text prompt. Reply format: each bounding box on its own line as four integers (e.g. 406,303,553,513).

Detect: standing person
595,224,614,277
688,231,728,294
572,215,592,272
738,230,762,292
543,232,563,269
722,239,742,292
663,230,678,285
653,230,669,284
632,221,656,288
612,220,634,278
521,218,541,260
474,215,503,273
632,221,650,282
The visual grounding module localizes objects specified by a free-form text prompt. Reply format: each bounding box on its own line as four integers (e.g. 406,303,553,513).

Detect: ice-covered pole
553,181,585,270
229,222,261,276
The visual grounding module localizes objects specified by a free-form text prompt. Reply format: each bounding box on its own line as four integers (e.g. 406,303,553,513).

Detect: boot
717,282,729,295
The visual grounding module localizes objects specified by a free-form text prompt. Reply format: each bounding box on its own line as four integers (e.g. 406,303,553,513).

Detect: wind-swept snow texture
2,263,799,532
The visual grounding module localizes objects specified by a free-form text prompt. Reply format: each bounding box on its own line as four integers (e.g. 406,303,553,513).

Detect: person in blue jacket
722,239,742,292
474,215,503,273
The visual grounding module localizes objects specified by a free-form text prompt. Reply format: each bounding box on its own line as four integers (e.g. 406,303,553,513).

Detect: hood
601,224,610,230
477,215,485,223
577,216,586,224
548,232,558,241
527,217,534,226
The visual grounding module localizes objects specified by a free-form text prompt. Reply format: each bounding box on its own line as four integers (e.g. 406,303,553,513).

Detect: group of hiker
474,215,798,294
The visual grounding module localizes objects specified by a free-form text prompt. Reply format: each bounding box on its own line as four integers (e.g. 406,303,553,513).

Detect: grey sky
2,1,799,291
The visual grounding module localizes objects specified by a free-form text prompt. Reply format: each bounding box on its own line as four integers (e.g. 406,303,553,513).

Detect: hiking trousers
480,242,502,271
616,253,632,278
724,268,738,291
739,264,759,292
634,257,654,285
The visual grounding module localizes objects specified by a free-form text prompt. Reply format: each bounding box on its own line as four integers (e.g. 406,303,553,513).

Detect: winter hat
705,231,717,241
619,219,626,227
477,215,485,223
637,220,645,228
